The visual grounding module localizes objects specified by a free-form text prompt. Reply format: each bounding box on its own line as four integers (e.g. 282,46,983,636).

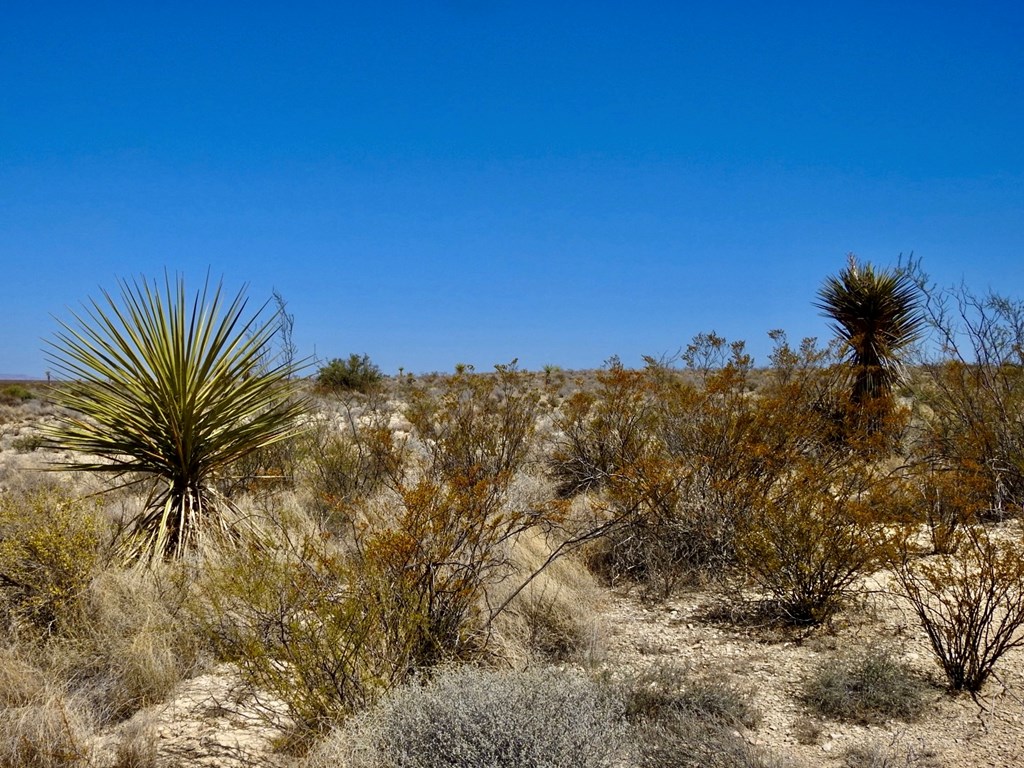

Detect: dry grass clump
488,530,604,664
112,713,159,768
0,497,206,762
842,735,942,768
0,485,195,762
0,692,95,767
305,665,628,768
53,566,208,723
617,662,760,729
615,662,781,768
631,717,786,768
802,645,929,724
0,651,95,768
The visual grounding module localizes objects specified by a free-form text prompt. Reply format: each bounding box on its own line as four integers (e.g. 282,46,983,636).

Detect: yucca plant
816,255,924,406
44,275,307,561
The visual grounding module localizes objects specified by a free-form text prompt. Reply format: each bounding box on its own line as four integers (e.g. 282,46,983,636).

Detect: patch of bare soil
597,573,1024,768
91,665,293,768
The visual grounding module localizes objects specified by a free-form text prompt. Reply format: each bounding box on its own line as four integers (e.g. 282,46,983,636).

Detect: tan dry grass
488,528,606,664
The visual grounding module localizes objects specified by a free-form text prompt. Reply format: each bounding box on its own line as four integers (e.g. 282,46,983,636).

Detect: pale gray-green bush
306,666,628,768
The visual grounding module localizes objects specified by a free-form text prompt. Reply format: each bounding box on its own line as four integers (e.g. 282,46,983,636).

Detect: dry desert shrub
299,389,404,522
630,717,786,768
0,488,203,740
348,360,591,671
615,662,781,768
548,361,656,499
733,458,887,626
802,645,928,724
557,352,747,596
304,665,628,768
890,524,1024,692
556,332,887,622
907,266,1024,518
0,384,36,406
0,696,94,768
0,486,103,636
888,463,990,555
403,359,539,483
199,363,601,742
196,514,398,738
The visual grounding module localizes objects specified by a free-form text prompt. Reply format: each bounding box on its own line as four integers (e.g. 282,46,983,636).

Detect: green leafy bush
0,384,35,406
317,354,384,394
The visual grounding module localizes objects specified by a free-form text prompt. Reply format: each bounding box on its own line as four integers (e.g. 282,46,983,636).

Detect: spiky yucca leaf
816,255,924,404
44,275,307,560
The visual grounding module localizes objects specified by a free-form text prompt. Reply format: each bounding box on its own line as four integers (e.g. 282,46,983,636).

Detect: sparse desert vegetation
2,262,1024,766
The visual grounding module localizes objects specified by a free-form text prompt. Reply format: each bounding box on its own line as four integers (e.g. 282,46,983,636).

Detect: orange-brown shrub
907,273,1024,517
890,525,1024,692
561,332,887,618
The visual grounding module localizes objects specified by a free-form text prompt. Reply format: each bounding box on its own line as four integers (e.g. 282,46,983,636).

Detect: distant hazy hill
0,374,36,381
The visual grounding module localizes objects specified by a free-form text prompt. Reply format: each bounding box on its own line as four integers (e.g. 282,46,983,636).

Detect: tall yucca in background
45,275,306,561
816,254,924,406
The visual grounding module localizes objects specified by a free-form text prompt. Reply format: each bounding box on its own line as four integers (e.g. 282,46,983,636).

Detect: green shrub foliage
317,354,384,394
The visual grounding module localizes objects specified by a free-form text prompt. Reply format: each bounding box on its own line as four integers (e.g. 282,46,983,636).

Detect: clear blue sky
3,1,1023,376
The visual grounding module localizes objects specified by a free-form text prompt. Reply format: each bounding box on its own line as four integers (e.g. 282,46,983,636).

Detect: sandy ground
598,573,1024,768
